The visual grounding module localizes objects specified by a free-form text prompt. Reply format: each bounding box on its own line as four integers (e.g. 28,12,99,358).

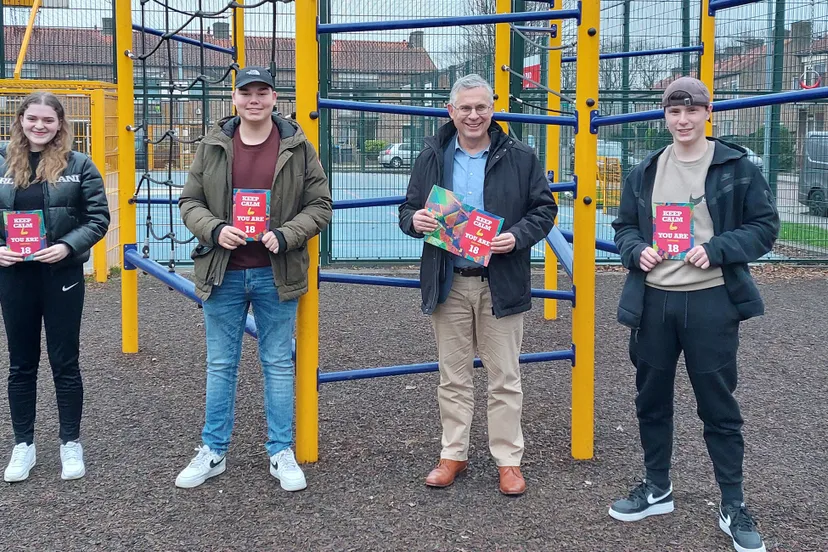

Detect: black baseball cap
235,66,274,89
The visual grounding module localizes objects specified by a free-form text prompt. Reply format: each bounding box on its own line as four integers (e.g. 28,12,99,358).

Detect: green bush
363,140,388,154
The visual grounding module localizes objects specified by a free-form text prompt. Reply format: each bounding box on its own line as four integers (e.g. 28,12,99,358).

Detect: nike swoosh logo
647,489,672,504
209,458,224,469
721,513,731,526
689,194,705,206
62,283,79,292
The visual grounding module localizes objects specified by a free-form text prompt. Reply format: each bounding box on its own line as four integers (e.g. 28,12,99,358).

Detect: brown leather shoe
424,459,468,488
498,466,526,495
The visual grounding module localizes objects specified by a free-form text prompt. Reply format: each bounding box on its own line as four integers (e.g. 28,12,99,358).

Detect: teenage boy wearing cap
176,66,332,491
608,76,778,552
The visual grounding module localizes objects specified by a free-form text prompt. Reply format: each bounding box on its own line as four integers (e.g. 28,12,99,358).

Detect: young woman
0,92,110,482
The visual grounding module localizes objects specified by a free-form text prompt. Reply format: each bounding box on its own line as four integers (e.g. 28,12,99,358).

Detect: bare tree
452,0,496,68
451,0,548,68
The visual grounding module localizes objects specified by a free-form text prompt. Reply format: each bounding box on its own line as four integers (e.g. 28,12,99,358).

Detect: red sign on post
458,210,502,267
3,210,46,260
232,189,271,241
653,203,694,259
523,54,540,89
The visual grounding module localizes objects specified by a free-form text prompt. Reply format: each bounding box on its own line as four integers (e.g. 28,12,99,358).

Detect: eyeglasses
452,104,493,116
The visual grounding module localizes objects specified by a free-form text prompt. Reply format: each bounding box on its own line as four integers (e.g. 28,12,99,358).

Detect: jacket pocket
284,248,309,286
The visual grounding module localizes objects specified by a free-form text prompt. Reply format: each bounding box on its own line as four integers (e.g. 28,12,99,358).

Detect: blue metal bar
534,289,575,301
131,197,179,205
549,181,577,194
708,0,762,14
332,196,406,210
545,227,573,279
320,272,421,289
558,229,619,254
318,348,575,384
591,86,828,131
561,45,703,64
319,272,575,301
317,10,580,34
318,98,577,128
132,24,235,56
123,248,259,338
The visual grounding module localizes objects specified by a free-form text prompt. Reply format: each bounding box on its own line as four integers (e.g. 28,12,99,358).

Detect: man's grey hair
449,74,494,106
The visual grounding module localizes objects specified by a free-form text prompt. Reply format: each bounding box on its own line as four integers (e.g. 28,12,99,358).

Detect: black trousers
629,285,744,502
0,262,85,445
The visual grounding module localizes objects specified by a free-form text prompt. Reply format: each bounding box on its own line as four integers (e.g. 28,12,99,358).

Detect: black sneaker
719,501,766,552
608,478,674,522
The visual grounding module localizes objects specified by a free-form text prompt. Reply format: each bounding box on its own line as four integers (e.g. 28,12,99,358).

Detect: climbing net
130,0,294,270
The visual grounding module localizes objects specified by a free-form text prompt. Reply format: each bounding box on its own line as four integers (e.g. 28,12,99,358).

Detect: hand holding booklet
423,185,504,267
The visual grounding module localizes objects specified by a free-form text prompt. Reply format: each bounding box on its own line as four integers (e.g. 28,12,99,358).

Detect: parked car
742,146,764,170
799,131,828,217
378,143,420,168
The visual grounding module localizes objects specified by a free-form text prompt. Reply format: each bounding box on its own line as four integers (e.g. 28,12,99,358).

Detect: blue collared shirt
452,136,489,268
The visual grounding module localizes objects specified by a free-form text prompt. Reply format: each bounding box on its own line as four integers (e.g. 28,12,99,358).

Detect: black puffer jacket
0,148,110,266
399,122,558,318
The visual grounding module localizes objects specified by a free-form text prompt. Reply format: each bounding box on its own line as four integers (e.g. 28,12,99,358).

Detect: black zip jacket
612,138,779,329
0,148,110,267
399,122,558,318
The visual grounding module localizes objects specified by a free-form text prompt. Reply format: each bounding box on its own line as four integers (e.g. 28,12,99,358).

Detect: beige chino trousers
430,274,525,467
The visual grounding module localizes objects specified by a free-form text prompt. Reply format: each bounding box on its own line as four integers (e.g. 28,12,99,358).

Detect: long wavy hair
4,92,73,189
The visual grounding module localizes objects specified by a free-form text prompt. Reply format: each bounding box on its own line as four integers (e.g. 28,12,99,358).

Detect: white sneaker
60,441,86,480
4,443,36,482
175,445,226,489
269,448,306,491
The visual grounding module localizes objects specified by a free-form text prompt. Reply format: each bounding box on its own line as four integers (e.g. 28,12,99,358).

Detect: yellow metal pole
147,124,154,170
117,0,138,353
493,0,511,132
90,89,108,283
571,0,599,460
294,0,320,464
700,0,715,137
233,0,245,85
13,0,42,80
544,9,563,321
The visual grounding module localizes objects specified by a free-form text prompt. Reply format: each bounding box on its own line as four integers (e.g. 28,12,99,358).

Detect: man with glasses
399,74,557,495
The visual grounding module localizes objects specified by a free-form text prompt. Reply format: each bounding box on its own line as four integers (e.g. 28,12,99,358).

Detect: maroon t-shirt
227,123,281,270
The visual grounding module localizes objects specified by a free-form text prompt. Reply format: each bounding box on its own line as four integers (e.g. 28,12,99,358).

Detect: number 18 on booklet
232,189,271,241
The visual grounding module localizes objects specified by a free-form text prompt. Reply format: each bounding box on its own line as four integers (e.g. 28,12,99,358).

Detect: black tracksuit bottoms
0,262,85,445
629,284,745,503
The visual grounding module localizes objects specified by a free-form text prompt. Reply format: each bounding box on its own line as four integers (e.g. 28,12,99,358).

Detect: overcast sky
4,0,827,69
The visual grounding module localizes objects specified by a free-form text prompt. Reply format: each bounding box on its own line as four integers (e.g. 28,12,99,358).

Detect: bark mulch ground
0,266,825,552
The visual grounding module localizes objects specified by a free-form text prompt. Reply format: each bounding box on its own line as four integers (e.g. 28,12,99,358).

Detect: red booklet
457,210,500,263
653,203,694,259
3,210,47,260
232,189,271,241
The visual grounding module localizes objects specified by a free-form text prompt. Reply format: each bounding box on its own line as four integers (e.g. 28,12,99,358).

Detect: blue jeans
201,267,298,457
